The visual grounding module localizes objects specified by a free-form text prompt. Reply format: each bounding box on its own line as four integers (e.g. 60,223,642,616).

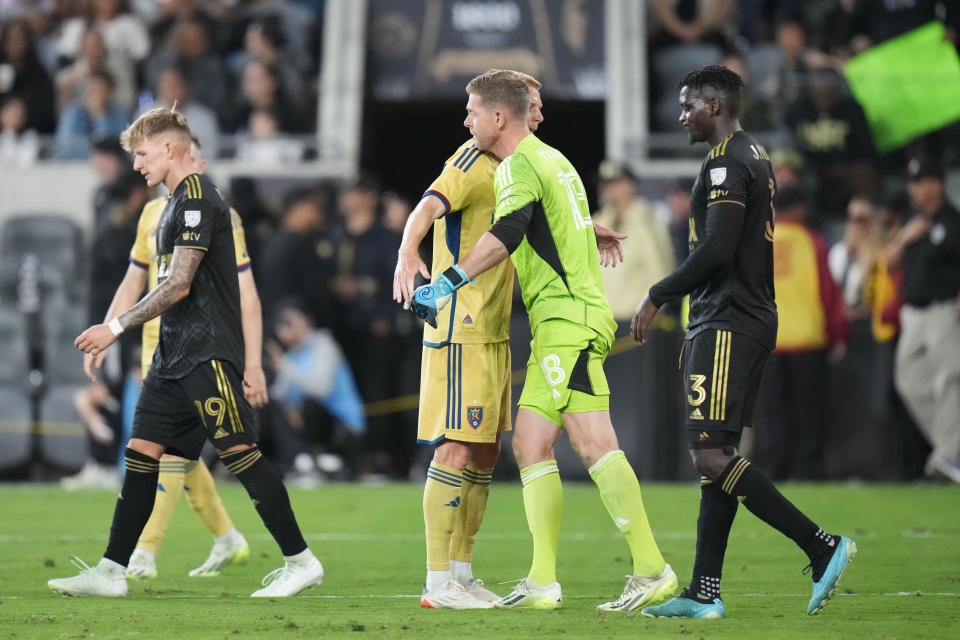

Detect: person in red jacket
752,186,849,479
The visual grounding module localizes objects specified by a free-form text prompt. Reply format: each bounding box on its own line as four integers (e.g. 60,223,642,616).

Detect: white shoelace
70,556,94,574
260,566,290,586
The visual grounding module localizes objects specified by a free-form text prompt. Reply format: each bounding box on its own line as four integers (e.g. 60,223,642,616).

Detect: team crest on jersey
709,167,726,185
467,406,483,429
184,210,201,227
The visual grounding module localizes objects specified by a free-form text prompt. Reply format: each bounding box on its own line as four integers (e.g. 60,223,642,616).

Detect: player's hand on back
242,365,269,408
393,249,431,308
593,222,627,268
75,324,117,357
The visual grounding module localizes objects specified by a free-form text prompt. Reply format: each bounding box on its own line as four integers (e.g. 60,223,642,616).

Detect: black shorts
681,328,769,448
132,359,257,459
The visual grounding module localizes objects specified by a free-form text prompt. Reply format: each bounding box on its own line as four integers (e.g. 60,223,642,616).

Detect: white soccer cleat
461,577,500,602
596,563,679,612
494,578,563,609
250,554,324,597
126,548,158,579
48,557,128,597
189,530,250,577
421,578,494,609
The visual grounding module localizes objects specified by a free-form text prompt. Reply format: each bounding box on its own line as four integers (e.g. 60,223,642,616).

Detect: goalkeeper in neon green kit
411,69,677,611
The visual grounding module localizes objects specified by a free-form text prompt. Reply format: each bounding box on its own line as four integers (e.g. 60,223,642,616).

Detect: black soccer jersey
152,173,244,379
651,130,778,349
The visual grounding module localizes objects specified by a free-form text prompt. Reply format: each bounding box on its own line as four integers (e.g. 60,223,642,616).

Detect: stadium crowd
0,1,957,485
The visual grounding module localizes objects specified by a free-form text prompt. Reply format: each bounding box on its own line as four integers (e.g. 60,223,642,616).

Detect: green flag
844,21,960,153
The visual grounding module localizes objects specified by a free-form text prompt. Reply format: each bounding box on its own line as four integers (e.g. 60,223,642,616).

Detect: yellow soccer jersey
422,139,513,346
129,196,251,372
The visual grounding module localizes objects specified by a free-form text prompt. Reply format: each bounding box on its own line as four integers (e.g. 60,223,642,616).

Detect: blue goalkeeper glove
411,265,472,329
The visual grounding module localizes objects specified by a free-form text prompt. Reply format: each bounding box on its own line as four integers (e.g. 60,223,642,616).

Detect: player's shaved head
466,69,530,119
120,107,193,151
677,65,743,117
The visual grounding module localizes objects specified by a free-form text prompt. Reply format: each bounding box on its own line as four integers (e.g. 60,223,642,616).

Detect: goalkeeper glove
410,265,472,328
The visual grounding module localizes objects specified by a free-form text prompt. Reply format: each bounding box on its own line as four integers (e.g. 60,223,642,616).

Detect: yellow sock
184,461,233,537
451,465,493,563
589,450,665,577
424,462,462,571
520,460,562,586
137,457,186,554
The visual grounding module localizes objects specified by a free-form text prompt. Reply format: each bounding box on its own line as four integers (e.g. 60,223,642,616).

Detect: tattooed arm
74,247,205,356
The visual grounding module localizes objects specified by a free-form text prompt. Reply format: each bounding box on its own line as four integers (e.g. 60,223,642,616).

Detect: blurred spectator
738,0,805,43
223,58,306,133
592,160,674,321
256,190,335,328
829,196,882,321
753,186,849,480
785,68,876,219
233,15,310,112
846,0,958,55
0,95,38,165
649,0,737,48
54,70,128,159
886,158,960,483
266,300,365,482
56,27,135,113
330,178,404,476
864,193,908,343
771,148,804,188
143,64,219,156
145,13,229,111
0,17,55,132
89,136,136,235
764,16,838,125
381,191,412,234
235,108,303,163
58,0,149,71
659,177,694,265
721,49,772,131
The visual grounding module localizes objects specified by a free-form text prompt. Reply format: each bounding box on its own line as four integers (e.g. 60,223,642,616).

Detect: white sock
284,548,314,566
97,558,126,576
426,569,450,592
215,527,240,545
450,559,473,584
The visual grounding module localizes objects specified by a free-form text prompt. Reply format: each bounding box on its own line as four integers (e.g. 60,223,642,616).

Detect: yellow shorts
518,319,610,427
417,341,512,445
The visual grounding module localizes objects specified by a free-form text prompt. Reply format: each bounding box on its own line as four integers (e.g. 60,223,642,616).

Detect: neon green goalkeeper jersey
493,134,616,343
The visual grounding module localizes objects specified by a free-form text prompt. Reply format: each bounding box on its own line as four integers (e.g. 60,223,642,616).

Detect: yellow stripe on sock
722,459,751,494
223,449,261,474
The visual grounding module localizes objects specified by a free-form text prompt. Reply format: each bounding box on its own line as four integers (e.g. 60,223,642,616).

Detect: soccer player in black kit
632,67,855,619
49,108,324,598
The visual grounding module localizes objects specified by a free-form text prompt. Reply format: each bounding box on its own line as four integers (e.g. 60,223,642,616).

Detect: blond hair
120,107,192,151
465,69,530,119
514,71,542,90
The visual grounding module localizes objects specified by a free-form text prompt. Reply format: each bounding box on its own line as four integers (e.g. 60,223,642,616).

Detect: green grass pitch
1,482,958,639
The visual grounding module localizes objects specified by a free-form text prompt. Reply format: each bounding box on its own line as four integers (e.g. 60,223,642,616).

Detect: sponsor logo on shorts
698,431,710,441
467,406,483,429
690,408,705,421
463,314,473,324
214,427,229,439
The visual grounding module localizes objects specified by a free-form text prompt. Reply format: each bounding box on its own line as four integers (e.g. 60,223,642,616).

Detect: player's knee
511,432,552,469
469,439,501,469
216,442,256,456
433,440,471,469
691,448,733,481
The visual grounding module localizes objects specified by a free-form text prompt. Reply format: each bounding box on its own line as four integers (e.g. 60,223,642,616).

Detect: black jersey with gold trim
152,173,243,379
687,130,778,349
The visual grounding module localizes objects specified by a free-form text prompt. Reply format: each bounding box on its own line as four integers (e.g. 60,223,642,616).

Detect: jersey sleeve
129,209,151,269
704,155,749,209
423,143,486,214
230,209,251,271
173,196,215,252
493,153,540,220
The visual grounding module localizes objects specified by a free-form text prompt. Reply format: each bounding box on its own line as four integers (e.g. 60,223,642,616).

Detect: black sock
221,447,307,556
718,457,833,566
103,448,160,566
684,477,739,603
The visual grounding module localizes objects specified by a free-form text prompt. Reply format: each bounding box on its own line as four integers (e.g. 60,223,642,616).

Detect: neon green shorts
518,319,611,426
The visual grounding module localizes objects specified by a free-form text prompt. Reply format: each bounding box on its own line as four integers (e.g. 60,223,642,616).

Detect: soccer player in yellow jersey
82,135,265,579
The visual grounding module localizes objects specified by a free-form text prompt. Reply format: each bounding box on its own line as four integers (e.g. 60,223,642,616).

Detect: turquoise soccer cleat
641,595,725,619
807,536,857,615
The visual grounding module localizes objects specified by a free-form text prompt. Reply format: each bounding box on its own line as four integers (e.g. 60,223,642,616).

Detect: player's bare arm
82,263,148,381
75,247,204,356
393,195,446,305
458,232,510,280
238,269,269,408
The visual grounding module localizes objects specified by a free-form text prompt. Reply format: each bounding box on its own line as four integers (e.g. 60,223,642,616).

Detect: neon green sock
589,450,665,577
520,460,562,586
